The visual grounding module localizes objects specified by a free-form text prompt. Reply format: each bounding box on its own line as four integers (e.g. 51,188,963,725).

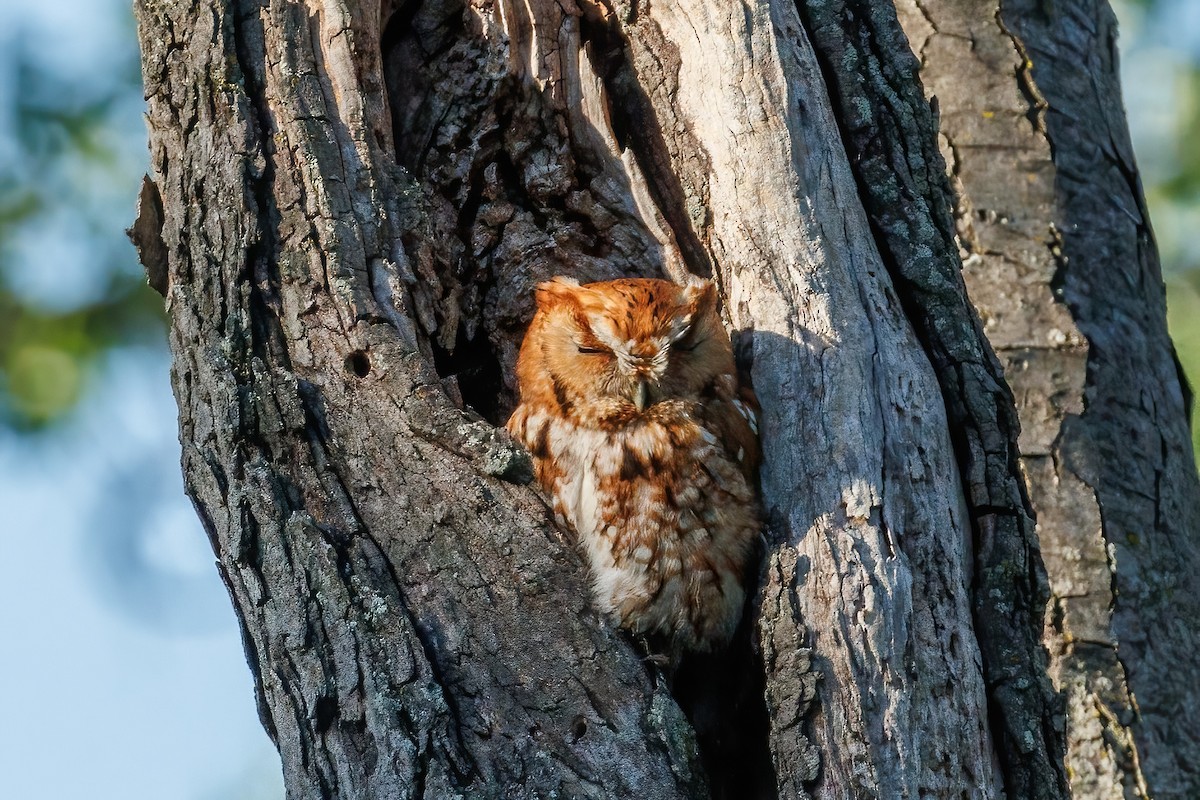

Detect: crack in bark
892,0,1200,795
994,8,1050,140
1000,2,1200,795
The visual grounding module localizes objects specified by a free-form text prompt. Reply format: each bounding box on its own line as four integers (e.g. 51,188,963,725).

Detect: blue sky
0,350,282,799
0,0,282,797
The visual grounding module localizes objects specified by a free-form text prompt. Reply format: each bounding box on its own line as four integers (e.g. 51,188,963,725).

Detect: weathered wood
599,2,998,797
896,0,1200,796
792,1,1070,796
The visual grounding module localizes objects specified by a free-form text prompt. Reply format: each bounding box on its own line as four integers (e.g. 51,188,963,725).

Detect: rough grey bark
893,1,1200,797
792,2,1067,796
608,3,1000,797
132,0,1196,798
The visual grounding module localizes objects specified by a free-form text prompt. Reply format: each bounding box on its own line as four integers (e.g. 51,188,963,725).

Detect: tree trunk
131,0,1198,798
888,2,1200,797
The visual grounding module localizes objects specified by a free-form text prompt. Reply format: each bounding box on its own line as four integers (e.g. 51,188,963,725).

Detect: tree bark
890,2,1200,797
132,0,1197,798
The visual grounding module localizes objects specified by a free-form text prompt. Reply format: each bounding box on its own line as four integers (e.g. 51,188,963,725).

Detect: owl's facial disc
572,288,713,413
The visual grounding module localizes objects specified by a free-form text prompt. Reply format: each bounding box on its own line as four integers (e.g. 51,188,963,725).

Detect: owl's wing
702,384,760,483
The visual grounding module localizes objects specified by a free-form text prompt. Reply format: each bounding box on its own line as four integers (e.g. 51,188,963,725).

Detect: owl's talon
631,634,676,677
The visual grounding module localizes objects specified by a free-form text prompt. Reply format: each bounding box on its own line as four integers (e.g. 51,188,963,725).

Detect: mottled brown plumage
507,277,761,654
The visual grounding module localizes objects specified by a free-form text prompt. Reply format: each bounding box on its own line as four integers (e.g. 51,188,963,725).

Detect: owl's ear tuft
682,280,718,318
535,277,580,304
535,276,583,310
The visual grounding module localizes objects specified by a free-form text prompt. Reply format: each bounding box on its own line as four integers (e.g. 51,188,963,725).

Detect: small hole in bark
570,715,588,740
313,695,339,733
345,350,371,378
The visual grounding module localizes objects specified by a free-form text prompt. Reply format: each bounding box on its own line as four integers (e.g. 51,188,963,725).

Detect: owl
506,276,761,655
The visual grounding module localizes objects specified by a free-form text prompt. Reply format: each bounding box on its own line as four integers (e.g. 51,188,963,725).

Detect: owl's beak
632,380,649,412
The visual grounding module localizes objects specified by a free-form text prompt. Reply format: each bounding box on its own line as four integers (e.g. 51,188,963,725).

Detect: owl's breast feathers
508,398,760,652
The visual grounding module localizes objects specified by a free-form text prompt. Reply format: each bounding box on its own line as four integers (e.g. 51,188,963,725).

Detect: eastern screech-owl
507,277,761,655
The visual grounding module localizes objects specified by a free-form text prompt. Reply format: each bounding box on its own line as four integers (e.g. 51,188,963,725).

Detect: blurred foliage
1167,277,1200,456
1112,0,1200,458
0,26,163,430
1160,67,1200,198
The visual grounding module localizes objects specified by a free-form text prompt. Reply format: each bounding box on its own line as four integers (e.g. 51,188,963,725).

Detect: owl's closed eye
506,276,761,655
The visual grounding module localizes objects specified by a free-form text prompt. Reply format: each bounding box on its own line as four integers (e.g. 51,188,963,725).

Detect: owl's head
518,277,737,419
